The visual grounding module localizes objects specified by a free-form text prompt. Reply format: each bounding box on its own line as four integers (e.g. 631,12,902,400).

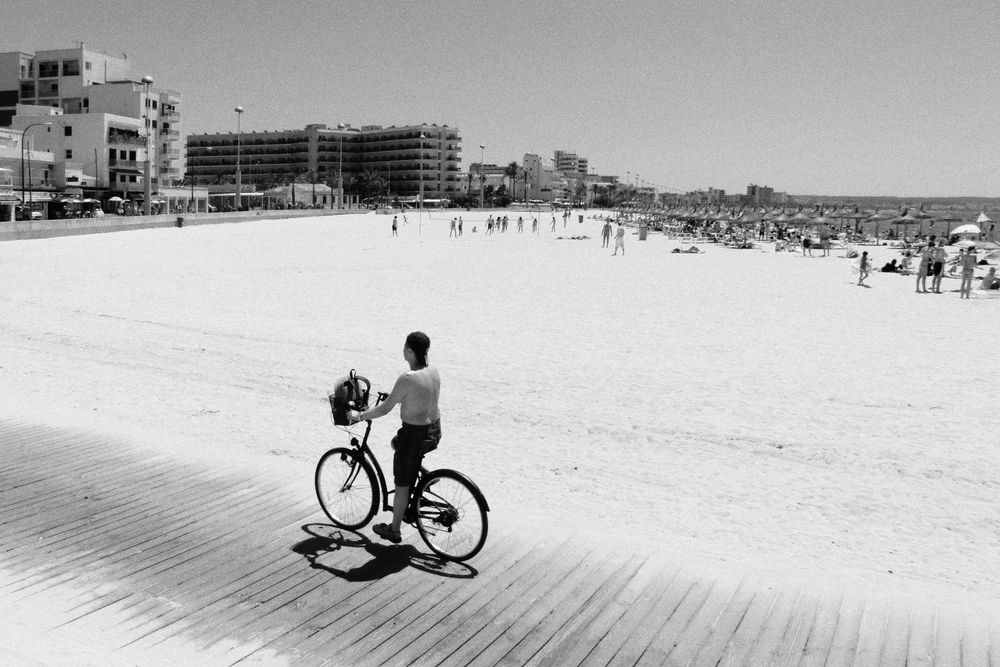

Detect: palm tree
504,161,519,198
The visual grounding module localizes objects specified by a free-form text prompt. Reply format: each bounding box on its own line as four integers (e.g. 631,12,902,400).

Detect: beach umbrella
950,223,981,236
108,196,123,202
975,212,992,225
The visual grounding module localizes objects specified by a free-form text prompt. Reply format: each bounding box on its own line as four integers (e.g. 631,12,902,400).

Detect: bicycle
315,376,490,561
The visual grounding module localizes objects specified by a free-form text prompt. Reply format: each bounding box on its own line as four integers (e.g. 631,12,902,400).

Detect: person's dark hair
405,331,430,366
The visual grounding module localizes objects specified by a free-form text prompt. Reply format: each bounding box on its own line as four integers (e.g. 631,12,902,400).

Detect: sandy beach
2,209,999,632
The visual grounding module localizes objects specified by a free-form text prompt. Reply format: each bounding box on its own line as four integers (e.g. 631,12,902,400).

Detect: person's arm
349,373,409,422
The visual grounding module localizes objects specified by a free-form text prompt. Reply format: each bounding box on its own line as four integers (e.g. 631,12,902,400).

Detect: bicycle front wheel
414,469,488,561
315,447,378,529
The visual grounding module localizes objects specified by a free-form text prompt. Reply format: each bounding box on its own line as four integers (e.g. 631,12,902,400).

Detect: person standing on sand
857,251,870,286
392,216,398,237
601,219,612,248
517,217,524,233
930,240,946,293
959,246,977,298
348,332,441,544
458,217,463,236
916,243,931,292
532,217,538,234
449,218,457,238
551,215,556,232
613,222,626,256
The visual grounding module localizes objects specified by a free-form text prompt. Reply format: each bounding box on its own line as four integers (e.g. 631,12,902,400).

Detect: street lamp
234,105,244,211
141,75,154,216
20,121,52,216
478,144,485,209
337,123,345,210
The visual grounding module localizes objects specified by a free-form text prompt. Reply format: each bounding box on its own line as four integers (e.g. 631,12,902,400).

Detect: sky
2,0,999,197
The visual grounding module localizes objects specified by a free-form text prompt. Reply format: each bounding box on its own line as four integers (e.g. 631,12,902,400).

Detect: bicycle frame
342,394,428,514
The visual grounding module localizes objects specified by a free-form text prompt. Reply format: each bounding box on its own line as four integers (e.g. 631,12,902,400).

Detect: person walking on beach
613,222,626,256
857,251,870,286
801,234,813,257
916,243,931,292
930,240,946,293
551,215,556,232
392,216,399,237
449,218,457,238
348,331,441,544
532,217,538,234
517,216,524,233
959,246,977,298
458,217,463,236
601,219,612,248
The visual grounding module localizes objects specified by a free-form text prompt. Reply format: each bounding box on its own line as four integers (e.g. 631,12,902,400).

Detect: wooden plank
576,560,682,667
907,604,936,666
529,553,653,666
432,542,617,667
852,597,891,665
933,605,963,667
819,591,865,665
313,533,525,665
876,603,911,667
715,582,786,667
660,575,746,666
958,609,991,667
758,587,821,666
285,537,521,666
372,536,576,667
605,571,700,667
633,577,722,666
798,589,847,666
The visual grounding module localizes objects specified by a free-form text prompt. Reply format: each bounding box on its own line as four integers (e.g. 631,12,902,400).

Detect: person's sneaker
372,523,401,544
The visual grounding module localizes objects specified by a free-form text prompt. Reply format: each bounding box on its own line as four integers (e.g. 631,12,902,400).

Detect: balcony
160,129,180,140
109,158,141,170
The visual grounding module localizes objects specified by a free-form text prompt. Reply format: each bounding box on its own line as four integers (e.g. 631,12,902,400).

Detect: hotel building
186,123,462,204
0,45,185,207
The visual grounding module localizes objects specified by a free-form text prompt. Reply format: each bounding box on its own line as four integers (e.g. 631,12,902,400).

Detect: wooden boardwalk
1,420,997,666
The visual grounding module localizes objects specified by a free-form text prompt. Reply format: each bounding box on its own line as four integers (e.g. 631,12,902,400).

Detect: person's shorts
931,262,943,276
392,419,441,487
615,238,624,248
802,239,812,248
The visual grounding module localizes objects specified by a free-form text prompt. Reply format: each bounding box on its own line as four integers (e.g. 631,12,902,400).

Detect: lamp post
234,105,243,211
419,132,425,236
141,75,154,216
478,144,485,209
20,121,52,216
337,123,345,210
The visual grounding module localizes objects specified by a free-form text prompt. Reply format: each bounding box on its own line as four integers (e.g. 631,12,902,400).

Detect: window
38,61,59,78
152,100,157,110
62,60,80,76
152,120,157,129
20,81,35,97
128,175,137,183
64,126,72,137
82,98,89,108
85,61,92,71
129,151,136,161
65,149,73,159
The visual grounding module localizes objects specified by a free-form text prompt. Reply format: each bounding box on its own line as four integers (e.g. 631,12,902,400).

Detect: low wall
0,209,360,242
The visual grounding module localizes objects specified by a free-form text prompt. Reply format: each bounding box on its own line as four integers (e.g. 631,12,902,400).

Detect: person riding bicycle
348,331,441,544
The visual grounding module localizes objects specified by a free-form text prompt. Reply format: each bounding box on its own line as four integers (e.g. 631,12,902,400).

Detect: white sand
2,209,999,648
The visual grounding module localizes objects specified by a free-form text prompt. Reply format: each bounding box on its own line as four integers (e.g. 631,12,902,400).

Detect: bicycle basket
330,371,371,425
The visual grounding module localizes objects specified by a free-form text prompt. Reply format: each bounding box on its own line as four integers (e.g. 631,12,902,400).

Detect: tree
504,161,519,198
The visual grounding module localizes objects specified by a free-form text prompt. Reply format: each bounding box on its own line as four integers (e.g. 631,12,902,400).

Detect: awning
20,192,59,203
109,166,143,174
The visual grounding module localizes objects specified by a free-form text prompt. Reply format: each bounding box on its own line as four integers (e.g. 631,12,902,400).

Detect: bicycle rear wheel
414,469,488,561
315,447,378,529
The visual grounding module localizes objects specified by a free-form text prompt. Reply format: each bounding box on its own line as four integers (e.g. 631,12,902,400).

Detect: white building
0,45,183,211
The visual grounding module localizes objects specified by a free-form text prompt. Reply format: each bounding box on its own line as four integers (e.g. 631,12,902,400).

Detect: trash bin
578,214,584,224
639,226,648,241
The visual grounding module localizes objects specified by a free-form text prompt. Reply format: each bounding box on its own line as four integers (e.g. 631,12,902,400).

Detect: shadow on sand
291,523,477,582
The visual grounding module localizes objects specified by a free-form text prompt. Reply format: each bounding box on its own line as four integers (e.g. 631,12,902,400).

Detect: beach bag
329,370,371,425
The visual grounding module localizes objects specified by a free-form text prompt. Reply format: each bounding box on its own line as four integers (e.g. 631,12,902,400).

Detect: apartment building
0,45,183,205
553,150,589,176
187,123,462,202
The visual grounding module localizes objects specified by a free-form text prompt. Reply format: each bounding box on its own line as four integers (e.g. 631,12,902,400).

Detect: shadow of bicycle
291,523,478,581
